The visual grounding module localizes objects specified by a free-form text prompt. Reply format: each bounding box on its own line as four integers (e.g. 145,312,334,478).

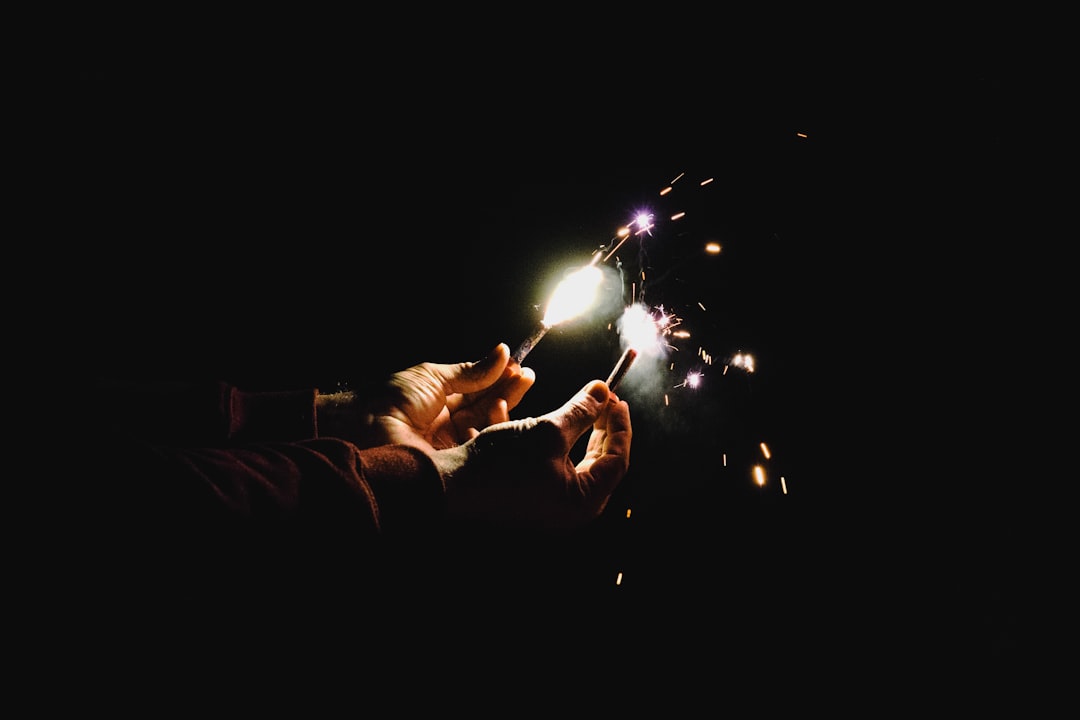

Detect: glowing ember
731,352,755,373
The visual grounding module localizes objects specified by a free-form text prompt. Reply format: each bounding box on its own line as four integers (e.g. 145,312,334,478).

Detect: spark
760,442,771,459
781,476,788,494
616,572,623,586
731,352,755,373
673,368,704,389
632,212,655,236
704,242,721,255
753,465,766,487
602,230,632,263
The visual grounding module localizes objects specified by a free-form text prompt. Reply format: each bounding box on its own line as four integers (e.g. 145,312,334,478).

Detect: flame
542,265,604,328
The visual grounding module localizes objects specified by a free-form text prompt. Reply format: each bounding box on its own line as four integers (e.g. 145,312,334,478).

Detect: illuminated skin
337,343,633,532
437,377,632,532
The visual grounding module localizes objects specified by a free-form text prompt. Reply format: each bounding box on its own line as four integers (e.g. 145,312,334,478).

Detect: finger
444,360,533,418
500,365,535,412
579,398,632,497
584,394,630,460
542,380,610,450
433,343,511,396
600,397,632,462
485,397,510,429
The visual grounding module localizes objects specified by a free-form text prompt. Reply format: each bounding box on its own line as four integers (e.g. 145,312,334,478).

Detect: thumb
543,380,610,443
436,343,510,394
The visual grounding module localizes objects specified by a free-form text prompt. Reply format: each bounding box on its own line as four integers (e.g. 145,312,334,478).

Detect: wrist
315,390,371,446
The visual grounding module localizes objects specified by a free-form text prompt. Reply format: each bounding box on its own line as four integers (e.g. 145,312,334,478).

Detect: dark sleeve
91,378,319,445
73,380,450,577
57,379,452,647
83,433,447,544
58,431,449,646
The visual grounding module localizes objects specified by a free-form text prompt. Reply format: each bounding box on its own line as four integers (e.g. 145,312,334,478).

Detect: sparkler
512,255,605,364
605,347,638,392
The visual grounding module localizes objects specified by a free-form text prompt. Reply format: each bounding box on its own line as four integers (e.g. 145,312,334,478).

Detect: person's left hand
331,343,534,451
372,343,534,450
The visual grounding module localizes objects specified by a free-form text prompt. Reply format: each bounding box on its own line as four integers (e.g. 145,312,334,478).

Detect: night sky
52,42,1049,696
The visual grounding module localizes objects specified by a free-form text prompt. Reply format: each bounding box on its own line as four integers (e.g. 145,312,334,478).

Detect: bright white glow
542,265,604,327
617,303,667,356
632,212,655,235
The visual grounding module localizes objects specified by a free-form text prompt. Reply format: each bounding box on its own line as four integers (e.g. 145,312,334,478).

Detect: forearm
93,378,318,444
314,389,372,447
80,435,448,546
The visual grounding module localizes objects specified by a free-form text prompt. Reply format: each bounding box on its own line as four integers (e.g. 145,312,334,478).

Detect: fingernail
588,381,609,403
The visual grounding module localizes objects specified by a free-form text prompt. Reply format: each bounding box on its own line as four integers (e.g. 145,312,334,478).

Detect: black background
46,31,1055,700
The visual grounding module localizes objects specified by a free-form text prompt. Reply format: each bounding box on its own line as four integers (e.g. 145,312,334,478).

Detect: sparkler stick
512,323,549,364
605,347,638,392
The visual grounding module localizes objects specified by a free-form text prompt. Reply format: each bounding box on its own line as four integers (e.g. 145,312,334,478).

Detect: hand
318,343,535,451
433,379,632,532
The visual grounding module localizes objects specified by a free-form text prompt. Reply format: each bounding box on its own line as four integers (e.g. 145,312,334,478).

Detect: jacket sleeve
79,379,449,552
60,384,453,643
91,378,321,445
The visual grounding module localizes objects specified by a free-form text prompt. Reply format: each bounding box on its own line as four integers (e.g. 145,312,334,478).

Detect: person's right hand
316,343,533,451
431,379,632,533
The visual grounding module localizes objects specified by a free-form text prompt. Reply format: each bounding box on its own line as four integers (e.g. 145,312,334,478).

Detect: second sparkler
605,347,638,392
